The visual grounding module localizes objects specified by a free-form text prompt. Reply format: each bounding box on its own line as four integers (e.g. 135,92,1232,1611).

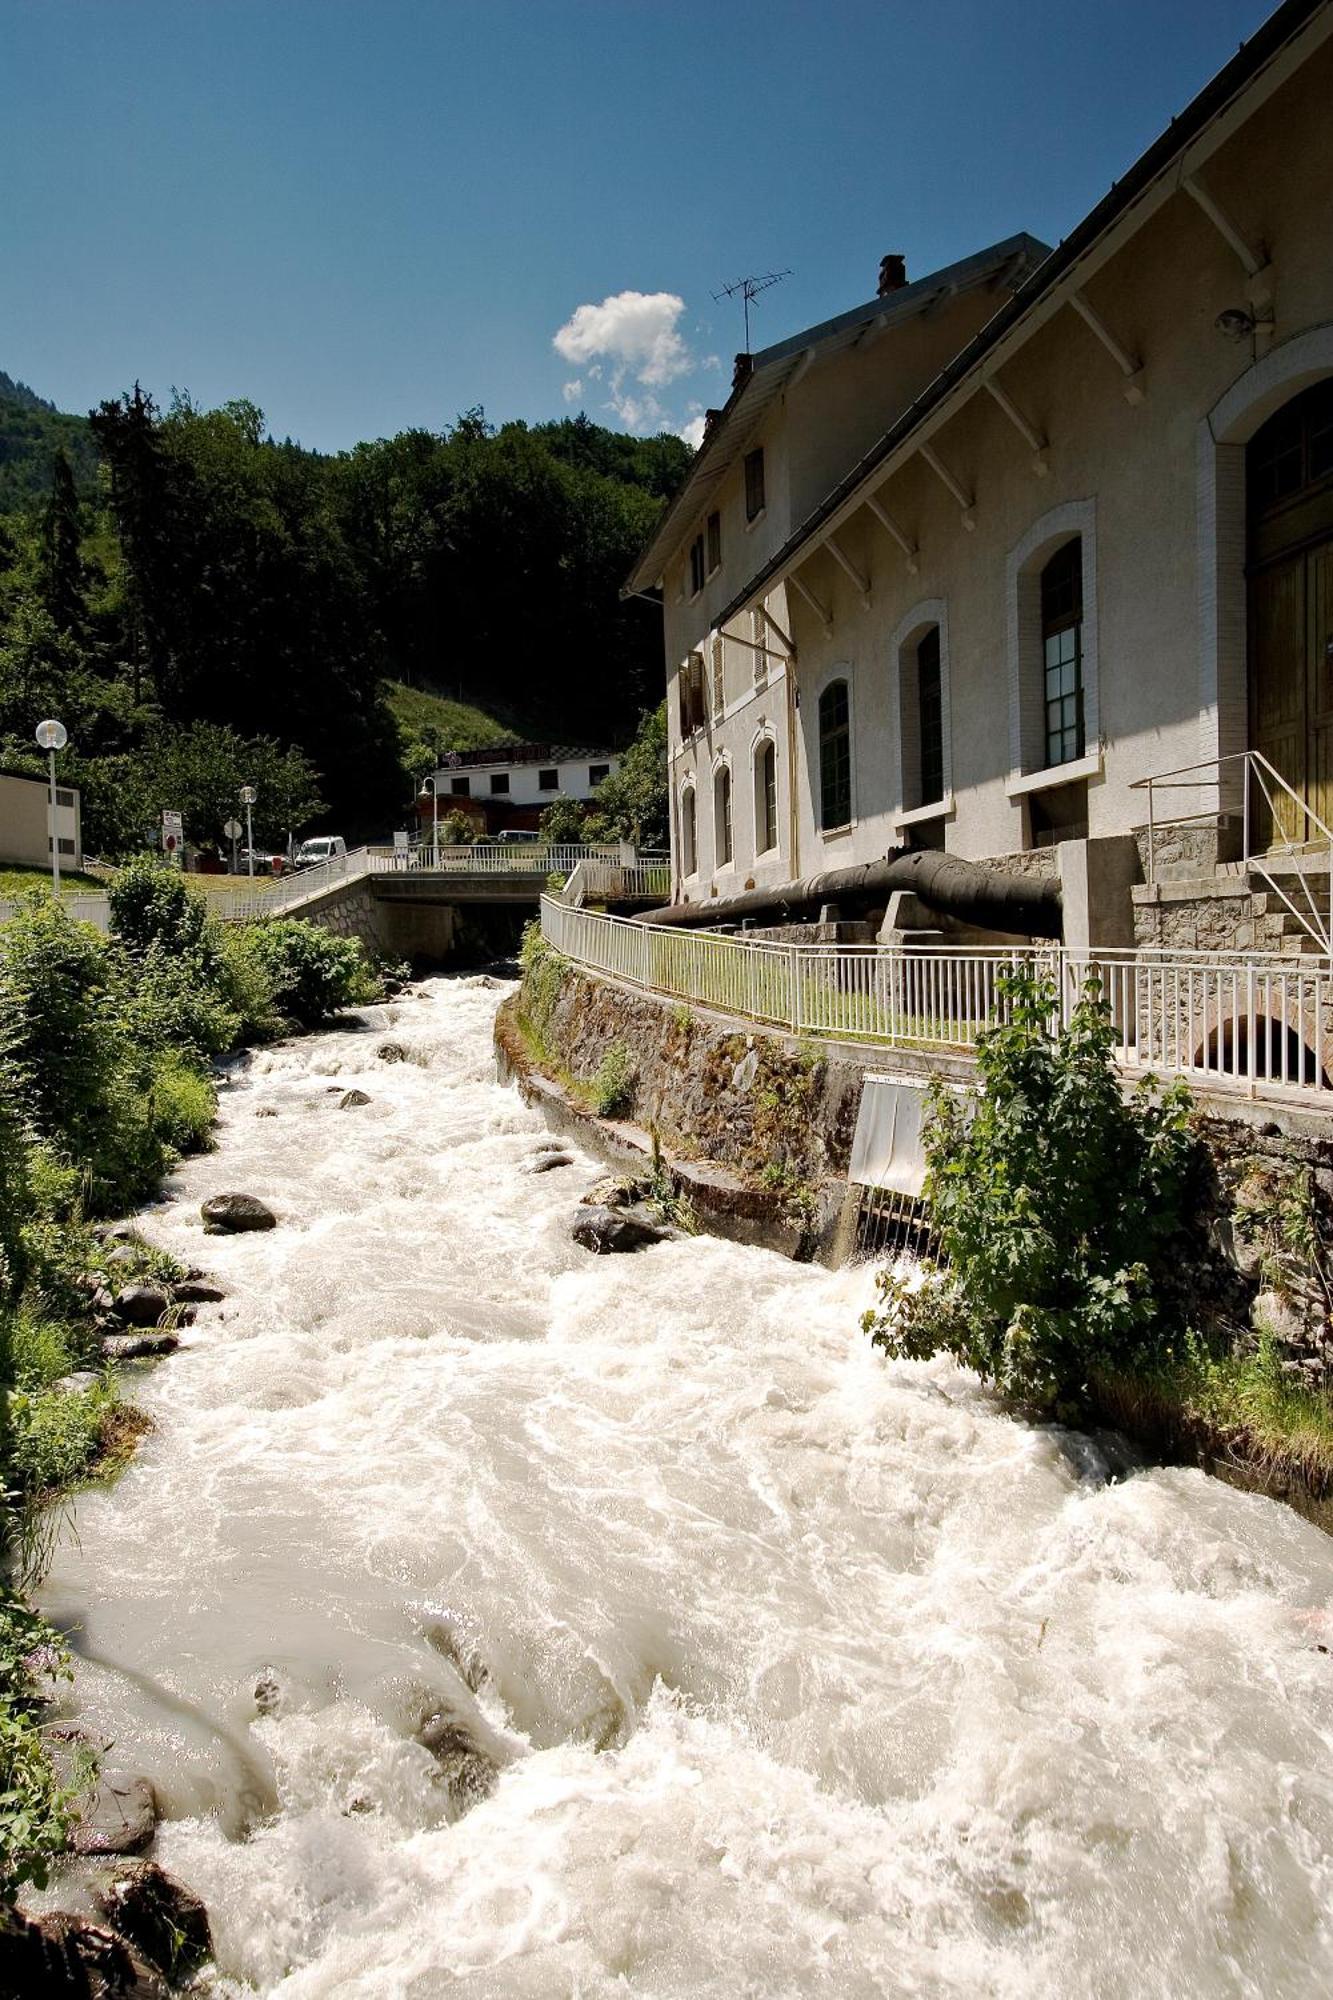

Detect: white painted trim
1006,498,1098,777
1005,749,1103,799
894,793,956,829
1197,324,1333,814
888,597,952,815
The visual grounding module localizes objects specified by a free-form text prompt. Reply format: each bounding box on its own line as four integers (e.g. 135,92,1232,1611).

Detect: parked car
293,836,348,869
496,829,542,844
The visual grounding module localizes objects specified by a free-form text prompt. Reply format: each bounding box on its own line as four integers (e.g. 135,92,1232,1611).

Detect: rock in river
114,1284,171,1327
94,1861,213,1984
72,1771,160,1857
339,1089,371,1108
201,1192,276,1234
571,1205,668,1254
102,1332,180,1364
0,1908,167,1999
173,1276,227,1304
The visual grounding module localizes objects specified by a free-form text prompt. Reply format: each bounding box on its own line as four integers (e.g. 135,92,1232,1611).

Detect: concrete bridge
210,844,670,958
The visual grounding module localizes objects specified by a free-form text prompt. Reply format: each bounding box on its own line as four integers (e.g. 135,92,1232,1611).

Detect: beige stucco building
0,770,82,872
628,0,1333,949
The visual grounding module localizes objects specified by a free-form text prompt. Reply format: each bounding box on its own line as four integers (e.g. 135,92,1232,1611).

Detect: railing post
1242,753,1251,865
788,944,802,1034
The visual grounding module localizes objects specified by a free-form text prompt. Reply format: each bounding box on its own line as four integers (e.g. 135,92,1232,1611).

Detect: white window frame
1006,498,1101,793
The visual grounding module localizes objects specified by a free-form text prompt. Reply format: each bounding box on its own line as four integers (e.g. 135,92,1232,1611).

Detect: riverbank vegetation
0,372,689,847
863,968,1333,1506
0,862,378,1900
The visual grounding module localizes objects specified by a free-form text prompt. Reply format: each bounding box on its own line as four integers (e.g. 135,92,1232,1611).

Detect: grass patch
0,864,106,899
386,681,519,752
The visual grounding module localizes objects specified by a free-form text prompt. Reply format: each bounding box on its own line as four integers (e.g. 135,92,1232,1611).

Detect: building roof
621,232,1051,597
435,742,619,772
708,0,1329,636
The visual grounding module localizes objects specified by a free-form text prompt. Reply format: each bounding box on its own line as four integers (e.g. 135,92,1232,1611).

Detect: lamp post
239,784,257,879
35,718,68,895
418,777,438,867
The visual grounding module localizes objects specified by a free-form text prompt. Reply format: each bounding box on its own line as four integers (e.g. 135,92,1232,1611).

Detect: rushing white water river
37,974,1333,1997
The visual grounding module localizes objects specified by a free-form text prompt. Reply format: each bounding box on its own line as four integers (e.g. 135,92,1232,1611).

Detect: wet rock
571,1205,667,1254
339,1089,371,1108
376,1040,409,1064
94,1861,212,1983
417,1710,499,1813
102,1332,180,1363
581,1175,648,1211
172,1276,226,1304
0,1907,167,1999
528,1152,573,1173
114,1284,170,1327
254,1666,283,1715
72,1771,160,1857
201,1192,276,1234
254,1106,278,1119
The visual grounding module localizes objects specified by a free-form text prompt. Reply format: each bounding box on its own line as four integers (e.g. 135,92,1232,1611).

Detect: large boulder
0,1908,166,1999
72,1771,159,1857
172,1276,226,1304
571,1205,667,1255
94,1862,213,1984
114,1285,170,1328
102,1332,180,1364
528,1152,574,1173
201,1193,276,1234
339,1089,371,1108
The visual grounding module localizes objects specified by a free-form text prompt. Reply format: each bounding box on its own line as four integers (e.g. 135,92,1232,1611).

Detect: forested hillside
0,376,689,852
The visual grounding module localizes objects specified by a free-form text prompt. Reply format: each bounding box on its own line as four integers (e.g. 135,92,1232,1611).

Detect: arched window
1041,539,1084,767
755,738,778,854
714,763,732,866
916,626,944,807
819,679,852,831
680,785,697,877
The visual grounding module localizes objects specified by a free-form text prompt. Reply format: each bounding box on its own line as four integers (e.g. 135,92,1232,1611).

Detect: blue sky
3,0,1274,452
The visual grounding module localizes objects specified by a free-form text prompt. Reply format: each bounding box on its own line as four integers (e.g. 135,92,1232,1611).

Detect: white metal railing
540,897,1333,1105
1134,749,1333,954
0,891,110,931
205,843,651,921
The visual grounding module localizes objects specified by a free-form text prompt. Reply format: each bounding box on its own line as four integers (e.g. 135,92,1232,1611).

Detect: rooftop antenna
713,269,791,353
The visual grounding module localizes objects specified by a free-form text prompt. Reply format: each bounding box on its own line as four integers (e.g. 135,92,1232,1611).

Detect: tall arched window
680,785,697,877
819,679,852,830
1041,539,1084,767
916,626,944,807
755,738,778,854
714,763,733,866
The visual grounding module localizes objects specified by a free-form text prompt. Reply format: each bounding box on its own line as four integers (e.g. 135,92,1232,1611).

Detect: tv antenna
713,269,791,352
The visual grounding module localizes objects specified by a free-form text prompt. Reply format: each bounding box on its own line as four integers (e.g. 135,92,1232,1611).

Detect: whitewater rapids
38,974,1333,1998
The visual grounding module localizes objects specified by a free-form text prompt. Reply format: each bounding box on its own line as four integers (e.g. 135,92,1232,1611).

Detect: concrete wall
0,771,81,869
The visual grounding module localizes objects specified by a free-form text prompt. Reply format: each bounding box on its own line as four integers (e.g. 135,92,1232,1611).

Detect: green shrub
6,1383,112,1497
863,969,1198,1416
0,1589,80,1899
591,1041,636,1118
147,1054,216,1156
0,895,120,1159
244,919,375,1028
107,856,210,959
3,1306,79,1391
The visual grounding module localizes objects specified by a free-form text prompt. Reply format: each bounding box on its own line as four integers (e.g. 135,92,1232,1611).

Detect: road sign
162,809,183,856
223,818,242,841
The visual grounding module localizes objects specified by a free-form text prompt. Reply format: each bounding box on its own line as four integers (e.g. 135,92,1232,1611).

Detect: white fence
205,843,652,921
0,891,111,931
540,897,1333,1105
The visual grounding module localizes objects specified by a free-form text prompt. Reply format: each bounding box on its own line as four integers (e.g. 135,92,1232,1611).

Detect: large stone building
627,0,1333,954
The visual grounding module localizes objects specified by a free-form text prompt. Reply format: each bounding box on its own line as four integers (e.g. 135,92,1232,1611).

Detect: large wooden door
1247,379,1333,848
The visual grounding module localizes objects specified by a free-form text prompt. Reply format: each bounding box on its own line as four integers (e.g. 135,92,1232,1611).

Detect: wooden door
1307,540,1333,832
1249,552,1307,846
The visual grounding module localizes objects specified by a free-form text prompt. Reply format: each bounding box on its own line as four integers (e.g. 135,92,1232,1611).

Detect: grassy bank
0,859,384,1902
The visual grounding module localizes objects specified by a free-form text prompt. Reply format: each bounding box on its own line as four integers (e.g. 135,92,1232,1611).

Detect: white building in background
627,0,1333,935
0,769,82,870
426,742,621,834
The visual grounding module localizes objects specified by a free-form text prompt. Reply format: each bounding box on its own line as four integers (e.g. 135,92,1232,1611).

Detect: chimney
732,352,753,391
877,254,907,298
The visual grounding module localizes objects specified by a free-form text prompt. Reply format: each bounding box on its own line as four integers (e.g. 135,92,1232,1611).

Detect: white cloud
553,289,700,433
678,414,707,450
562,379,583,403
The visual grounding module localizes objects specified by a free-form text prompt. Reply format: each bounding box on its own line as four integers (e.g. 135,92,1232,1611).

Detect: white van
293,836,347,869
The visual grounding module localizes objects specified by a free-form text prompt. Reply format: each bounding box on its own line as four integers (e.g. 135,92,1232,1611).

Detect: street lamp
35,718,68,895
418,777,439,868
239,784,258,879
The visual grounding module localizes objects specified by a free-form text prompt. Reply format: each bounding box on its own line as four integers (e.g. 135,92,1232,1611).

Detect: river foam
39,975,1333,1997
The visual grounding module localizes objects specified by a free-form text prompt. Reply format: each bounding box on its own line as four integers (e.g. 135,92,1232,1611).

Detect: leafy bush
863,970,1198,1416
108,855,211,959
591,1041,636,1118
6,1383,111,1497
147,1055,216,1155
0,894,121,1161
0,1589,79,1898
244,918,376,1027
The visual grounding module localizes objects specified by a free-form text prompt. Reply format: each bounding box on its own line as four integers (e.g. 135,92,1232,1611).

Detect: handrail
1132,749,1332,955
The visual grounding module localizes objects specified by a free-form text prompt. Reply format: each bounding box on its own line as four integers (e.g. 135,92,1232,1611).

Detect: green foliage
539,703,668,849
108,854,210,958
591,1041,636,1118
537,795,587,844
244,919,376,1028
863,970,1198,1416
6,1383,112,1497
146,1056,216,1156
0,1587,80,1900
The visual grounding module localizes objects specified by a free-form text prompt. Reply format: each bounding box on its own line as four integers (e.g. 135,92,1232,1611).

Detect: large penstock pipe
641,848,1063,939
